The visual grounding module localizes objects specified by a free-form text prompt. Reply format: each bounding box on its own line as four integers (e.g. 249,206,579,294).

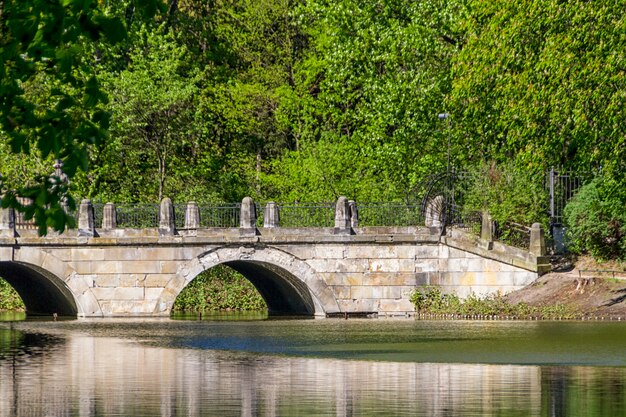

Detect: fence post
159,197,176,236
264,202,280,228
102,203,117,230
334,196,352,234
480,211,494,250
348,200,358,228
0,207,16,237
549,167,556,222
78,199,95,237
530,223,547,256
184,201,200,229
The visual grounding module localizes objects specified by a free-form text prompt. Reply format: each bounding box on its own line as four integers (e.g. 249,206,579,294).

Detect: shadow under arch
223,260,314,315
0,262,78,316
163,246,340,317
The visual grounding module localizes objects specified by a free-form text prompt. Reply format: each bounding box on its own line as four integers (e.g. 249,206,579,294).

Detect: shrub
410,287,579,319
563,177,626,260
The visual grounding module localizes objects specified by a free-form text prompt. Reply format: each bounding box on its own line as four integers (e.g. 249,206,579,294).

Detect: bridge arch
158,246,340,317
0,248,102,317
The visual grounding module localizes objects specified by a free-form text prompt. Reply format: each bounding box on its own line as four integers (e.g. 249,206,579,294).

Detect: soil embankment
505,256,626,318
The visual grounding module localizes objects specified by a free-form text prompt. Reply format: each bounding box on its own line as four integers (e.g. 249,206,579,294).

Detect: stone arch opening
0,262,78,316
160,246,340,317
223,260,315,315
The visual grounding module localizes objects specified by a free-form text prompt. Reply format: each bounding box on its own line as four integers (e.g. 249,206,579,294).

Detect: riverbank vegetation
1,1,625,310
410,286,580,320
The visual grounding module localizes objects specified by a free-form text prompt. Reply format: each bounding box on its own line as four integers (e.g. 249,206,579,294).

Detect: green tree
450,0,626,175
0,0,162,232
79,29,199,202
260,0,463,202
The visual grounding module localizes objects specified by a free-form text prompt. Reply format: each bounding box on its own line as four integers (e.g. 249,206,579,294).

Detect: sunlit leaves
450,0,626,174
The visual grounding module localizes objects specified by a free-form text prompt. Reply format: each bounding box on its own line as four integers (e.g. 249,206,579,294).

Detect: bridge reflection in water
0,326,623,417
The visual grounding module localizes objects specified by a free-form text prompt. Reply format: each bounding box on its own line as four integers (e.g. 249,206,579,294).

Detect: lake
1,313,625,416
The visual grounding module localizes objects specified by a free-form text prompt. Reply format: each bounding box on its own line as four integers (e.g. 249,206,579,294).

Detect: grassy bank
411,286,580,320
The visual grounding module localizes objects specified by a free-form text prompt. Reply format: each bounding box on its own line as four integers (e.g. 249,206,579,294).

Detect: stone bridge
0,197,550,318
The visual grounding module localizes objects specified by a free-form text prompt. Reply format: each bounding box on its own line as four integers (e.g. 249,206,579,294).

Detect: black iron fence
357,203,423,227
9,168,592,238
115,204,160,228
261,203,335,228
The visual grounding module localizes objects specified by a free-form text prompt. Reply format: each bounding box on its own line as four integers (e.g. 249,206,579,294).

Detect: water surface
1,314,625,416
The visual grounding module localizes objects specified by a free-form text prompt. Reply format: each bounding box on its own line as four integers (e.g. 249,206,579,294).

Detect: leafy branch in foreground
0,0,163,234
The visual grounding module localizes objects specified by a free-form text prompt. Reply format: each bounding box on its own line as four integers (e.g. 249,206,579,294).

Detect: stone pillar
348,200,358,228
480,211,494,249
159,197,176,235
0,207,16,237
240,197,258,235
102,203,117,230
78,199,95,237
184,201,200,229
263,202,280,228
334,196,352,234
530,223,547,256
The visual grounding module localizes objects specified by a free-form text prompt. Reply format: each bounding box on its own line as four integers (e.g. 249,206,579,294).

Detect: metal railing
357,203,423,226
14,197,36,230
268,203,335,228
114,204,160,228
198,204,240,228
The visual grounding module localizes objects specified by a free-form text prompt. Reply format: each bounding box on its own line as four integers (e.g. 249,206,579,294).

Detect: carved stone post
334,196,352,234
264,202,280,228
184,201,200,229
159,197,176,235
240,197,258,235
0,207,16,237
348,200,358,228
530,223,547,256
102,203,117,230
78,199,95,237
425,195,443,227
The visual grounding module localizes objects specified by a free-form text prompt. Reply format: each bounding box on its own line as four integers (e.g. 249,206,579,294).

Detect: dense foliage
0,278,24,311
3,0,624,212
462,162,548,227
173,265,266,312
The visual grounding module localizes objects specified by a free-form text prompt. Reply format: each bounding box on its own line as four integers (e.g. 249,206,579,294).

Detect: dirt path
505,256,626,318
